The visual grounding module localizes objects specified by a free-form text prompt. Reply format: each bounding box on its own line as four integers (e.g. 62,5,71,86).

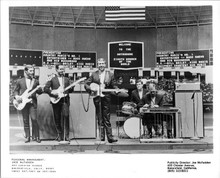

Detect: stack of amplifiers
174,82,204,138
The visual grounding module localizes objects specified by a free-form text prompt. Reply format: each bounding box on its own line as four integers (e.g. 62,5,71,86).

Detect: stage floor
9,111,213,154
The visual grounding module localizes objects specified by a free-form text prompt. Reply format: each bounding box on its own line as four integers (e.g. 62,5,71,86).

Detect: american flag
105,6,146,21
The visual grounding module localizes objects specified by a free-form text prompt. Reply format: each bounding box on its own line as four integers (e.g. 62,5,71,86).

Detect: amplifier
175,82,200,91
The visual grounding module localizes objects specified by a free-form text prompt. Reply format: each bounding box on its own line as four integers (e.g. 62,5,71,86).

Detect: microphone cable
80,83,90,112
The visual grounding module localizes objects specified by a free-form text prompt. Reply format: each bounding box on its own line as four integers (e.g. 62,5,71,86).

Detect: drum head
123,116,143,139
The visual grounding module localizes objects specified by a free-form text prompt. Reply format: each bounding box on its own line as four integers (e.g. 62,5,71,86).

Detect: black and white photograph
1,1,220,178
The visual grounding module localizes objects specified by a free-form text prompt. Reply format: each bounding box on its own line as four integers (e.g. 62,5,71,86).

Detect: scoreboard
156,49,212,68
9,49,96,68
42,51,96,68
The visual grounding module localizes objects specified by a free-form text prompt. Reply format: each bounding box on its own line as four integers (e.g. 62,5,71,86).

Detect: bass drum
123,116,143,139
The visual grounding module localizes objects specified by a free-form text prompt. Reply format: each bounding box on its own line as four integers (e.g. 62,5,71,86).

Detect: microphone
191,91,196,99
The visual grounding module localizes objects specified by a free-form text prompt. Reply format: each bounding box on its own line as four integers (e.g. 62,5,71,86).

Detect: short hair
148,83,157,91
55,64,64,70
24,65,34,71
136,79,143,84
97,58,106,63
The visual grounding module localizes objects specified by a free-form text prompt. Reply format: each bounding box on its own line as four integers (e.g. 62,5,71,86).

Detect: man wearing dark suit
131,79,148,105
84,58,118,143
138,83,165,138
44,64,72,142
13,65,42,143
130,79,148,133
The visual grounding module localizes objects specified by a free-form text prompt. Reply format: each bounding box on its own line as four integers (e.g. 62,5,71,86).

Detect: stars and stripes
105,6,146,21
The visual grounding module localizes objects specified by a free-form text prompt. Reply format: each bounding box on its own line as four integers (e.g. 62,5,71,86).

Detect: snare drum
123,116,143,139
121,102,137,115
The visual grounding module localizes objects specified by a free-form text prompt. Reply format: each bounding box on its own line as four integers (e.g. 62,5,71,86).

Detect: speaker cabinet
175,92,204,138
69,93,96,138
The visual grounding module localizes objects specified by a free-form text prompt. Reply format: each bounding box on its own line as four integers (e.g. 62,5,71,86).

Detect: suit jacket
130,88,148,105
13,77,41,108
84,70,117,93
138,92,165,109
44,75,72,104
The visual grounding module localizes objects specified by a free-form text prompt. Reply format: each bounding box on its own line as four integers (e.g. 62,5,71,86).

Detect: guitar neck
27,86,39,96
102,89,120,92
64,77,86,92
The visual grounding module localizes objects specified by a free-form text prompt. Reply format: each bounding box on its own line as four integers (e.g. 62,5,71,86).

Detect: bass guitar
50,77,86,104
13,84,44,110
90,83,128,98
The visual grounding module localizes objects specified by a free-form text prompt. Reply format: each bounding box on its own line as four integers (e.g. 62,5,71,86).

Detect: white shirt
26,78,34,90
138,90,143,99
58,76,64,88
99,71,105,84
151,97,156,106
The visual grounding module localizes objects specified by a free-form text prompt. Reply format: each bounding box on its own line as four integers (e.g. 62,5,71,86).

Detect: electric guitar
13,84,44,110
90,83,128,98
50,77,86,104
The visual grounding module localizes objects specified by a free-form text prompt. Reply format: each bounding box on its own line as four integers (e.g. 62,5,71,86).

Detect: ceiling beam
92,7,96,25
145,7,157,26
189,7,198,23
70,7,75,24
53,7,62,27
95,8,105,26
166,7,178,26
31,7,38,25
75,7,84,26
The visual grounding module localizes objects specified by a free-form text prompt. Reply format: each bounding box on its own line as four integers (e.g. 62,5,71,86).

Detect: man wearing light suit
13,65,42,143
84,58,118,143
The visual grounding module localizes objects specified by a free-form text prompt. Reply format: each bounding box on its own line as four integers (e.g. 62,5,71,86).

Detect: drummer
131,79,148,105
130,79,148,134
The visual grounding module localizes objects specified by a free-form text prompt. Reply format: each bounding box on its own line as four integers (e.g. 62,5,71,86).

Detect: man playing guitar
84,58,118,143
13,65,43,143
44,64,73,142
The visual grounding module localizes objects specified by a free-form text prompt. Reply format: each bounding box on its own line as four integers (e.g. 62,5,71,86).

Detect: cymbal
117,92,129,98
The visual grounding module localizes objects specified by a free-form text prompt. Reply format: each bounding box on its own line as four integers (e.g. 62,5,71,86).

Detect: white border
108,41,144,69
1,1,220,178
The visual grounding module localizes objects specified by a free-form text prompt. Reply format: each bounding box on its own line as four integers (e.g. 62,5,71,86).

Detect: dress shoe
25,137,30,143
65,138,70,142
108,137,118,143
55,135,61,142
36,137,41,143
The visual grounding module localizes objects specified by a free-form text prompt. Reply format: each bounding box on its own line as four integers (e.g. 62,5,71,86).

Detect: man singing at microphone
44,64,72,142
84,58,118,143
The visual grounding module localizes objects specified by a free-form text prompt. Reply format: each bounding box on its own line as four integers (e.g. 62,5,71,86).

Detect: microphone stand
59,75,70,145
95,82,106,145
190,91,200,140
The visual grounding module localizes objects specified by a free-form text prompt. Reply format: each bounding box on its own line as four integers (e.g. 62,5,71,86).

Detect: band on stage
13,58,175,144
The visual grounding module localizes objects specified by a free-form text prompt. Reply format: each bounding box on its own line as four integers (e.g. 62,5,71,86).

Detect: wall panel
177,26,198,50
157,27,177,51
32,26,54,50
9,24,212,68
198,25,212,49
53,27,75,51
10,24,32,49
74,29,96,52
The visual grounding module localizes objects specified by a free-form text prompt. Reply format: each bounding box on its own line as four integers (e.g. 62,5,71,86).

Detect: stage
9,111,213,154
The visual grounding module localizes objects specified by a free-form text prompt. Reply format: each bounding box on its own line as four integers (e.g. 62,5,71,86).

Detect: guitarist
13,65,42,143
44,64,73,142
84,58,118,143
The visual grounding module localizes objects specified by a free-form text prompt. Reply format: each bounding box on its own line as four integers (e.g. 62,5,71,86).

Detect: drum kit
121,102,143,139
